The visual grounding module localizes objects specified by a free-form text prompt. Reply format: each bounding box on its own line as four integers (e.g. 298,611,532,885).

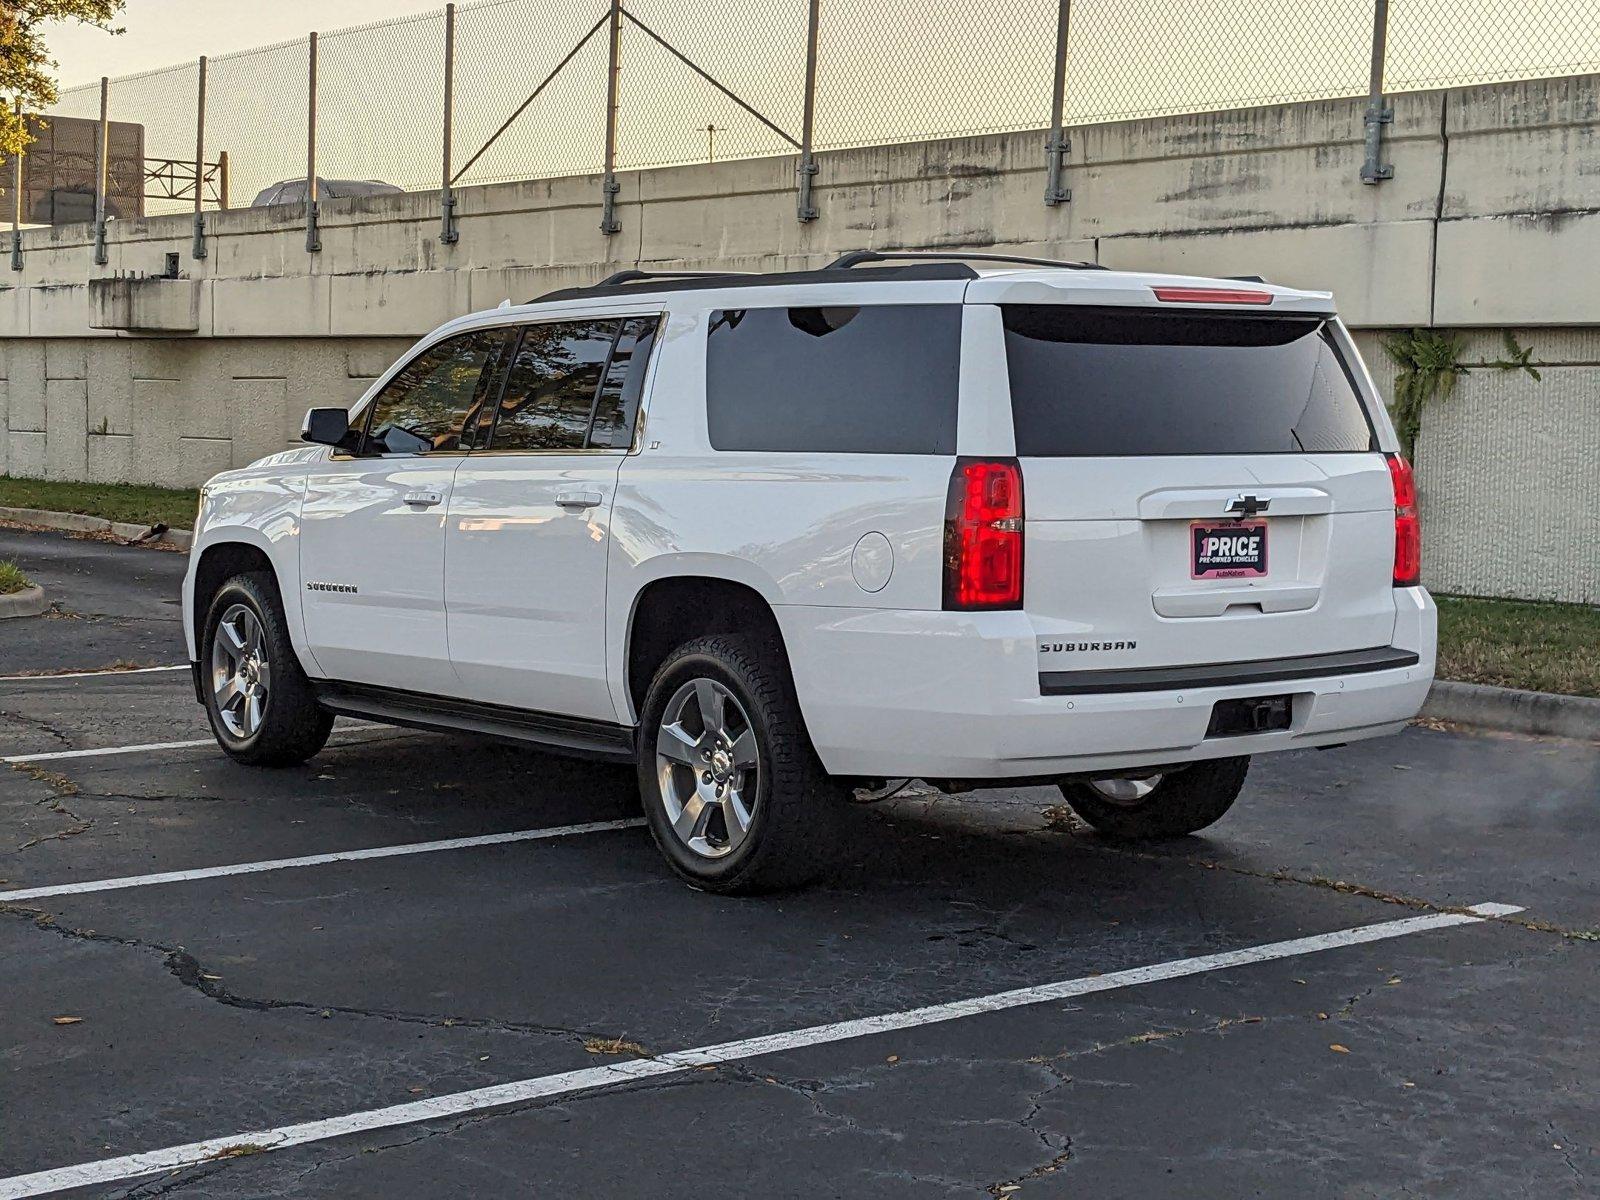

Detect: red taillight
1152,286,1274,305
1387,452,1421,587
944,458,1024,610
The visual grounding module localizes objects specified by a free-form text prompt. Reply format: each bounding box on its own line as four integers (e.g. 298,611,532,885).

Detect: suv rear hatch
998,299,1399,679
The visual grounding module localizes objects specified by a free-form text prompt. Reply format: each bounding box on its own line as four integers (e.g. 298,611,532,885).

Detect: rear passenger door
443,315,659,720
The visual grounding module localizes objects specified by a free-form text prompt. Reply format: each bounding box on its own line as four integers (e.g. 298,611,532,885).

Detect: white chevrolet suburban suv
183,251,1435,893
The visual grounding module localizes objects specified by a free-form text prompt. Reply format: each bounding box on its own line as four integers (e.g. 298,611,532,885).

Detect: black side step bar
1040,647,1421,697
312,681,635,762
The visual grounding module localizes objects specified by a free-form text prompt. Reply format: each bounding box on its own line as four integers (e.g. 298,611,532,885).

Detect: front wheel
202,572,333,767
1057,757,1249,840
637,633,841,894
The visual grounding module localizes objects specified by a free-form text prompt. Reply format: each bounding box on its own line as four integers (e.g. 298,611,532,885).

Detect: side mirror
301,407,350,448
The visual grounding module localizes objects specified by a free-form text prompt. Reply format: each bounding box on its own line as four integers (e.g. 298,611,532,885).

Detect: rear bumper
776,588,1436,779
1039,645,1418,695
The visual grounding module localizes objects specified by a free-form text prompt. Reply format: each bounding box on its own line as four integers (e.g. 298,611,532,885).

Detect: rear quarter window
1002,305,1376,457
705,304,960,454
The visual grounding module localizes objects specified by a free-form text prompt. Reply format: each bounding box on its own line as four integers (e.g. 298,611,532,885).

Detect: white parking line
1,725,386,766
0,664,189,683
0,902,1523,1199
3,738,221,764
0,819,647,903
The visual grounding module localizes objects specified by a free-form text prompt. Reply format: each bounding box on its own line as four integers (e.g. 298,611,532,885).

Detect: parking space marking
0,819,647,903
0,902,1523,1199
1,725,386,766
0,664,188,683
3,738,223,764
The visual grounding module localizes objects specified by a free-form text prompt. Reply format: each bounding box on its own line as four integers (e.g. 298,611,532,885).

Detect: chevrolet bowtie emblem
1225,494,1270,519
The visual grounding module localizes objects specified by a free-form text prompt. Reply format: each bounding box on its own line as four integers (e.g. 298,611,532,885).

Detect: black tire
1058,756,1249,840
636,633,841,894
201,572,333,767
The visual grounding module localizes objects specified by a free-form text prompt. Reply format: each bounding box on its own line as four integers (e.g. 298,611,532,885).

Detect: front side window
705,304,961,454
487,317,660,452
362,328,509,455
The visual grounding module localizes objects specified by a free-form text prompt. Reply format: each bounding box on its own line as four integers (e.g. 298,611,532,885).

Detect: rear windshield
706,304,960,454
1003,305,1376,456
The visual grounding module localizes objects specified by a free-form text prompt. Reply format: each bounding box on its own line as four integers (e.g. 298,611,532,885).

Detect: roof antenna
497,298,512,309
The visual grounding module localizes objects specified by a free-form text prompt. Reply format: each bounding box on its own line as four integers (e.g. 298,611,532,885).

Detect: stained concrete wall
0,338,410,484
1,72,1597,601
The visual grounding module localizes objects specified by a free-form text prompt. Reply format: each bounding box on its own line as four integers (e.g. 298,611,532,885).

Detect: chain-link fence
18,0,1600,253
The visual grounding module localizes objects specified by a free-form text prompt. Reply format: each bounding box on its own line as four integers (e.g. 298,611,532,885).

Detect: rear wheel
1058,757,1249,840
203,572,333,766
637,633,840,894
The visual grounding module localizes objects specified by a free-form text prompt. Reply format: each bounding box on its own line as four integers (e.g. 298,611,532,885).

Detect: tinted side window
490,321,618,452
1003,306,1375,457
705,305,960,454
588,317,659,450
362,328,509,455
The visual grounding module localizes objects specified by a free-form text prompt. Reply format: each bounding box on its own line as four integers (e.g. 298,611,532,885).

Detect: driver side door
297,325,512,692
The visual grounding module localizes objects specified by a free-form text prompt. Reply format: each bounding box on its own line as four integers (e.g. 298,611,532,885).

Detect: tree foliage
0,1,124,156
1381,328,1543,460
1382,329,1466,459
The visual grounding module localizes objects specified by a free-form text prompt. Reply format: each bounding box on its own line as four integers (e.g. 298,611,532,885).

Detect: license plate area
1191,520,1268,579
1206,694,1292,738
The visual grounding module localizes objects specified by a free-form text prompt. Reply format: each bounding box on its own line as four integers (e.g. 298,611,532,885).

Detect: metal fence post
219,150,230,210
600,0,622,235
306,31,321,252
193,55,208,259
11,98,23,271
93,76,109,265
796,0,820,222
1044,0,1071,205
440,2,459,244
1361,0,1393,183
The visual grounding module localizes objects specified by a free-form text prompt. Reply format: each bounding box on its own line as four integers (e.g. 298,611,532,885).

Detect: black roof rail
825,249,1107,272
592,267,756,287
531,260,975,303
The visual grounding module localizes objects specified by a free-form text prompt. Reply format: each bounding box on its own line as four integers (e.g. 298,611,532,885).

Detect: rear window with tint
1003,306,1375,456
705,305,960,454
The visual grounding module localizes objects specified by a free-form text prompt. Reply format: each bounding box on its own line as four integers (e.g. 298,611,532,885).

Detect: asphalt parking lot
1,528,1596,1198
0,528,188,675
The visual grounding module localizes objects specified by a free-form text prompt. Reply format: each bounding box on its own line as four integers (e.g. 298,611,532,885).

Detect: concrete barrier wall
0,337,411,483
1,73,1597,601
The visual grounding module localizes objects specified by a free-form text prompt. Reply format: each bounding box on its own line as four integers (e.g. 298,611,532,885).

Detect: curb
1423,680,1600,743
0,506,192,550
0,584,48,620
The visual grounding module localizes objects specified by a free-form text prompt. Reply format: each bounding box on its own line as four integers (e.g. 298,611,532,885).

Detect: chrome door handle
402,490,443,508
554,491,603,510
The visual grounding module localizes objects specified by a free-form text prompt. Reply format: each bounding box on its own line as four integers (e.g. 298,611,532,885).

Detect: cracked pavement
0,529,1596,1197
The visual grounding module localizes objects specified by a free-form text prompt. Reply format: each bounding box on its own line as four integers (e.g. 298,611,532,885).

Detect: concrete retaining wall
0,337,411,484
1,72,1598,602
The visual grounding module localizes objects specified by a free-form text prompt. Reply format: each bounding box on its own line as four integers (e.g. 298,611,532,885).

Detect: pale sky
47,0,444,88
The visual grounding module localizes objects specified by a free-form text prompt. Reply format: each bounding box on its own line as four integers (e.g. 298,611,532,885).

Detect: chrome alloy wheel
654,677,760,860
210,603,271,739
1087,774,1164,806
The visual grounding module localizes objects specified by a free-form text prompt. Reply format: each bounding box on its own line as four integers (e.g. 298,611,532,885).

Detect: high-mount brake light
1151,286,1274,305
943,458,1024,610
1386,453,1421,587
